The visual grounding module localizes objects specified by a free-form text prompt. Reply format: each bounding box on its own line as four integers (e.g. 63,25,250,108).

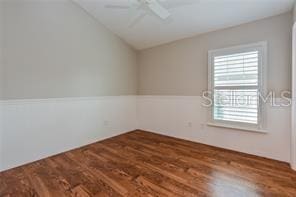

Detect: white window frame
207,41,267,132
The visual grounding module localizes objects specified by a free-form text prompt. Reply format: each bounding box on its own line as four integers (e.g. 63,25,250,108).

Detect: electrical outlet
200,123,205,131
103,120,110,126
187,122,192,127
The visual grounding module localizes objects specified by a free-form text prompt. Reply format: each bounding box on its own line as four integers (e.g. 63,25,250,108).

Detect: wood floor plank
1,130,296,197
105,136,270,191
102,138,266,196
119,133,294,196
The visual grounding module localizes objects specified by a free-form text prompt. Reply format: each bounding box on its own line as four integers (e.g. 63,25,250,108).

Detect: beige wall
1,0,137,100
1,1,293,99
138,12,293,96
294,3,296,22
0,1,3,99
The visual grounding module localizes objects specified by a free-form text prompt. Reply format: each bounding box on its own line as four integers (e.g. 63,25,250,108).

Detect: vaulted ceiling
74,0,295,50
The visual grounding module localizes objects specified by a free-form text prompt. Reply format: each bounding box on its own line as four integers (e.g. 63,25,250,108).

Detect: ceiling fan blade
163,0,199,10
128,13,146,28
104,5,130,9
147,0,170,19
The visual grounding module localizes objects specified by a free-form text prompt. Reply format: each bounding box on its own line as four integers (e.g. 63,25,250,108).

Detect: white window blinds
214,51,258,87
209,42,266,127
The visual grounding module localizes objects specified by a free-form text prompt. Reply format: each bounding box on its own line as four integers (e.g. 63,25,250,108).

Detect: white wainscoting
137,96,291,162
0,96,137,172
291,23,296,170
0,95,292,172
292,101,296,170
0,102,3,171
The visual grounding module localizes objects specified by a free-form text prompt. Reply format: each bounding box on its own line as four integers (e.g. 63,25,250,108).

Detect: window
208,42,267,130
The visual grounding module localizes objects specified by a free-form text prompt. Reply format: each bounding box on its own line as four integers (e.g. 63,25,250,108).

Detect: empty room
1,0,296,196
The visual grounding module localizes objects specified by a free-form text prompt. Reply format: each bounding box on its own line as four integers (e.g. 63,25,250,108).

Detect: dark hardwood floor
1,130,296,196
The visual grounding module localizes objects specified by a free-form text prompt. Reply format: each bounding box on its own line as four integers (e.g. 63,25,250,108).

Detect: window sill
207,122,267,134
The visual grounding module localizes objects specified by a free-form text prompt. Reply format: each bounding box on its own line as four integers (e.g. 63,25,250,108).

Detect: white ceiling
74,0,295,50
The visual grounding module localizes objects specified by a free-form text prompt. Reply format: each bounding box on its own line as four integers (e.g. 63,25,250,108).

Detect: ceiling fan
104,0,187,28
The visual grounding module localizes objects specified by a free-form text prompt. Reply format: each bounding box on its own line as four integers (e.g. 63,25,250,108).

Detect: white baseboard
291,163,296,171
